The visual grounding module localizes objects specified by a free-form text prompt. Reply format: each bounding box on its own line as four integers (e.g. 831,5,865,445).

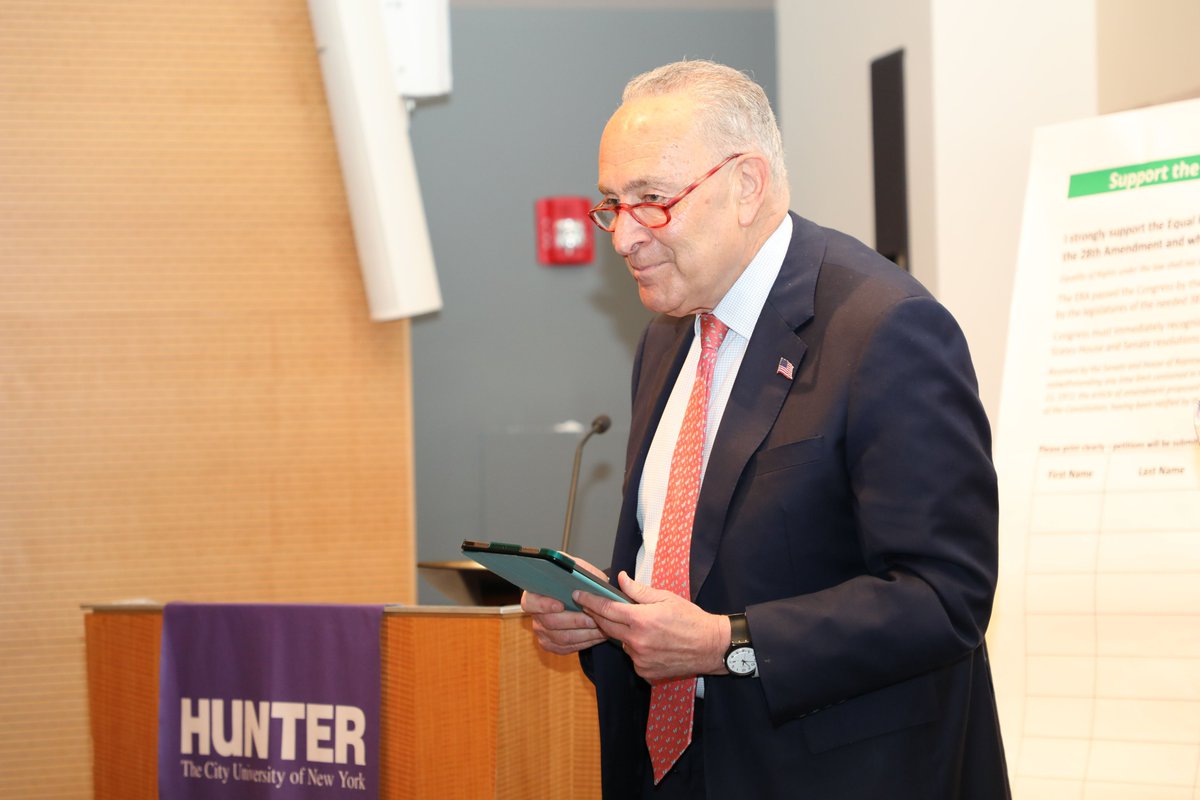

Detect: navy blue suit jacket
583,214,1010,798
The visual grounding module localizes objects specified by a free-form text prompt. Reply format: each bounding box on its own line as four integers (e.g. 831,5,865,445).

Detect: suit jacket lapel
689,213,826,598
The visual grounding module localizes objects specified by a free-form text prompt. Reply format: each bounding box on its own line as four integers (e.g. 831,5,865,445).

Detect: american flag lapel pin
776,357,795,380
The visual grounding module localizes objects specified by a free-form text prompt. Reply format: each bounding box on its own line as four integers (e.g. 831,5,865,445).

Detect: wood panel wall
0,2,418,796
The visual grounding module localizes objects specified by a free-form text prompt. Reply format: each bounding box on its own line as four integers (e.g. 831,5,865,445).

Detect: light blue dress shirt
634,214,792,585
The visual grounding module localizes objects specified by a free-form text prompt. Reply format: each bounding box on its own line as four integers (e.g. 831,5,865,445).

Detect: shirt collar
703,214,792,341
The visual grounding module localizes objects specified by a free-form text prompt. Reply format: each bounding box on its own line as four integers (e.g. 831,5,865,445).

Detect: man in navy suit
523,59,1009,798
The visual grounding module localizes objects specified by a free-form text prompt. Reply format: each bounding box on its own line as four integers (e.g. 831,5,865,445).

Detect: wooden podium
84,604,601,799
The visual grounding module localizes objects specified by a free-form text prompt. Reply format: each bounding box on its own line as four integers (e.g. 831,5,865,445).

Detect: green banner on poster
1068,153,1200,197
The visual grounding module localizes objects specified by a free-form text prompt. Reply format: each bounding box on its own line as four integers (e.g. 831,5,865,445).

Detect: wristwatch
724,613,757,677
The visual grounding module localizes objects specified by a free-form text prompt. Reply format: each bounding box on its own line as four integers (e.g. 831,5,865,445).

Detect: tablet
461,540,632,612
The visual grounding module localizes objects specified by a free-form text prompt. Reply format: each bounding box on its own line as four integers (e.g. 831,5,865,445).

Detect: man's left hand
574,571,730,682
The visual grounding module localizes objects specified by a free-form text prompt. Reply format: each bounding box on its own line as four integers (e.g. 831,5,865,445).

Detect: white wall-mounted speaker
308,0,443,321
380,0,452,99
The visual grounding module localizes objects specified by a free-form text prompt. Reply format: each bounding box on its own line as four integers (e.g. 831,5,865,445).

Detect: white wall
776,1,1098,429
931,0,1098,428
1097,0,1200,113
776,1,936,289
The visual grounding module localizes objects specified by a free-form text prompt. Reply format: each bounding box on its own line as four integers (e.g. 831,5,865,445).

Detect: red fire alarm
535,196,594,265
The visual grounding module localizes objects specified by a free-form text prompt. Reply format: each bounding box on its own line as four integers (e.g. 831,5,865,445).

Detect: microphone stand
561,415,610,553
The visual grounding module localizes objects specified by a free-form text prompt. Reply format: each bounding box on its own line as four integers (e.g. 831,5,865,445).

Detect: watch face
726,646,756,676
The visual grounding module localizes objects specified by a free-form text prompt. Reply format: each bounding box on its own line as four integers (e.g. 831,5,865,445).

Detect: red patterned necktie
646,312,729,784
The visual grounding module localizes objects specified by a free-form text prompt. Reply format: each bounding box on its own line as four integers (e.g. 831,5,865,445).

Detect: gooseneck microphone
561,414,611,553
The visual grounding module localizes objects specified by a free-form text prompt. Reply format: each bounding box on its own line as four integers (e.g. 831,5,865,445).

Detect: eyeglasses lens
592,204,670,232
630,205,669,228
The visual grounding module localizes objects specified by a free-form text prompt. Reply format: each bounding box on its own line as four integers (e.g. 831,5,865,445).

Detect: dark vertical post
871,49,910,271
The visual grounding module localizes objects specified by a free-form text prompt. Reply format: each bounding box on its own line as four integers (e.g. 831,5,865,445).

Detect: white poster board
991,99,1200,799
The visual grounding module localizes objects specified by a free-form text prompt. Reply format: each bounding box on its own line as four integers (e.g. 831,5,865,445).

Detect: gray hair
622,59,787,185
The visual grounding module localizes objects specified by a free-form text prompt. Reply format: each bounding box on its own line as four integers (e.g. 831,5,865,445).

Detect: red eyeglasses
588,153,744,232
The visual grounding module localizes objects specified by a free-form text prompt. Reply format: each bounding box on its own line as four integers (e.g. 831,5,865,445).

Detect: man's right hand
522,589,608,655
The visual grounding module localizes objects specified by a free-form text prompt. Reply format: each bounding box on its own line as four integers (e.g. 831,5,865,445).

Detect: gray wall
408,7,777,602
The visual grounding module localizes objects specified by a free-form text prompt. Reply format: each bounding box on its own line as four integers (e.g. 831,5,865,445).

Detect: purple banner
158,603,383,799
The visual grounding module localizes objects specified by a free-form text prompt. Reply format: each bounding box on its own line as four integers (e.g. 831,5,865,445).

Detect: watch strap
728,612,751,647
